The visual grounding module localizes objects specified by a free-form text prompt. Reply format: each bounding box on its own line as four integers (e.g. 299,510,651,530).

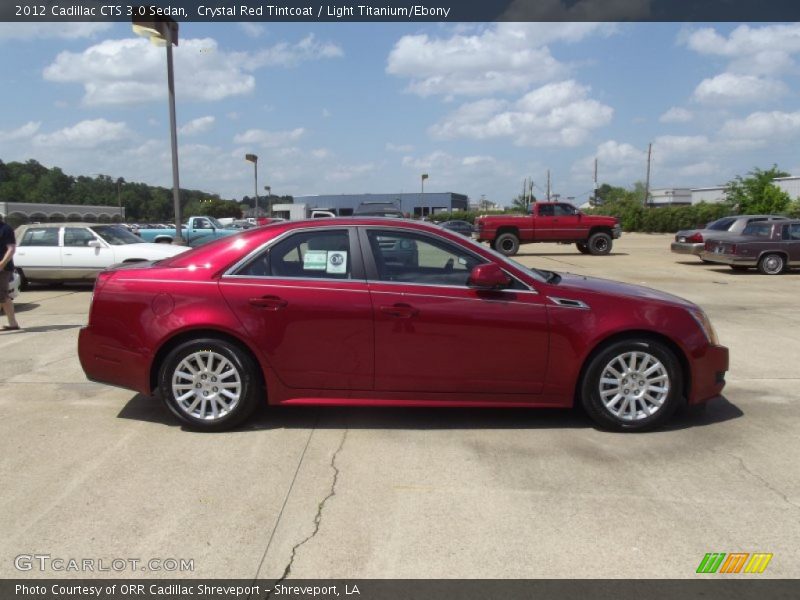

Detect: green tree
725,166,791,214
510,193,535,213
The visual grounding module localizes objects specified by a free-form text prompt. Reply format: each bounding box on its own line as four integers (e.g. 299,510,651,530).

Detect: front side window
64,227,99,247
92,225,143,245
538,205,554,217
237,230,352,279
20,227,59,247
367,230,484,287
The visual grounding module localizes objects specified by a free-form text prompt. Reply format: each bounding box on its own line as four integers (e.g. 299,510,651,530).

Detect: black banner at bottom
2,579,798,600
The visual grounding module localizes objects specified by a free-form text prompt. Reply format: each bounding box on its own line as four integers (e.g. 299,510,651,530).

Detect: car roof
14,222,121,234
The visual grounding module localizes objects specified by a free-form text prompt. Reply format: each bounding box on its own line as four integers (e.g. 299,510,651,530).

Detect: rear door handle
249,295,288,310
379,303,419,318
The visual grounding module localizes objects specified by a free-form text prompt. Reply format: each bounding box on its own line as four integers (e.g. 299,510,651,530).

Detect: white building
690,186,727,205
773,176,800,199
648,188,692,206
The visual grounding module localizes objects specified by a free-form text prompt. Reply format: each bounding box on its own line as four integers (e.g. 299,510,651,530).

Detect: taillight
687,232,703,243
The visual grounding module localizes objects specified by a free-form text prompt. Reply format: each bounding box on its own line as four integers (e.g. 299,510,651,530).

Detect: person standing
0,214,21,331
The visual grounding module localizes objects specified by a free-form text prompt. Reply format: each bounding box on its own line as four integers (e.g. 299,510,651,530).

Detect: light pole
264,185,271,218
132,15,183,244
420,173,429,218
245,154,258,217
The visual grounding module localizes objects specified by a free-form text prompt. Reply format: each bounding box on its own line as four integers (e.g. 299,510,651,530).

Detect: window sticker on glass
327,251,347,274
304,250,328,271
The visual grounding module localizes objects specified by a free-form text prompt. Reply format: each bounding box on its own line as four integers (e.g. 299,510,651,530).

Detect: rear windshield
707,217,737,231
92,225,143,245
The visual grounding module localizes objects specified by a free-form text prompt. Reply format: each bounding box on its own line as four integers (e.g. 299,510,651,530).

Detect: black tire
729,265,749,272
587,232,612,255
580,338,682,432
495,232,520,256
15,268,28,291
158,337,262,431
757,253,785,275
576,242,590,254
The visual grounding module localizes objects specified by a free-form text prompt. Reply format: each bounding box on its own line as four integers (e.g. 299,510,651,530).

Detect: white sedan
13,223,189,286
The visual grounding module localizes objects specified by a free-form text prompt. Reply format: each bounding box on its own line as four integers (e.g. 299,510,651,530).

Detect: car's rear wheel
158,338,261,431
758,253,785,275
587,232,612,255
581,338,682,431
576,242,590,254
495,232,520,256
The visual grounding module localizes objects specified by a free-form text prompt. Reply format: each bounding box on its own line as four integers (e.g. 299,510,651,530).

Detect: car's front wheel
581,338,682,431
158,338,262,431
758,253,785,275
587,232,612,255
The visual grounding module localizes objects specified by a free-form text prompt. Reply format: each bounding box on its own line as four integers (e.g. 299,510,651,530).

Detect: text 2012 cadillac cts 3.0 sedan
78,219,728,432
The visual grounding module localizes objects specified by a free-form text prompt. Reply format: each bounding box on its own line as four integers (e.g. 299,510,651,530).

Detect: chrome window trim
222,226,363,281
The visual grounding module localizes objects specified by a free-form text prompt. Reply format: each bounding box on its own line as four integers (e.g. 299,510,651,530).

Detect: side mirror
468,263,511,290
87,240,102,248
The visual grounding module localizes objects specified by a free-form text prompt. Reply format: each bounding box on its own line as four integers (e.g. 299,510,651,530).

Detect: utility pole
546,170,551,202
593,158,598,205
644,143,652,207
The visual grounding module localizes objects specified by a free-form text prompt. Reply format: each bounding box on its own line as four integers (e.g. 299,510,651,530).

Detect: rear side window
707,218,737,231
21,228,59,246
236,230,353,279
742,222,772,237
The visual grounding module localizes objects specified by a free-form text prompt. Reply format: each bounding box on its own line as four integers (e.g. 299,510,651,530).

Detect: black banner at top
2,0,800,23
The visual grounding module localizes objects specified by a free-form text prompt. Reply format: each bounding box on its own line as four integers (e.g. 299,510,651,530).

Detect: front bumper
612,225,622,239
689,344,729,405
671,242,704,256
699,251,757,267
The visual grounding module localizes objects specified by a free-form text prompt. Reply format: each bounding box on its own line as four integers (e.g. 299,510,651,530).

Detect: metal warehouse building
292,192,469,217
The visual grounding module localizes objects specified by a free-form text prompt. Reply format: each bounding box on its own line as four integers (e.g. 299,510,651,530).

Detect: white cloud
233,128,306,147
325,163,376,182
430,80,612,147
179,116,215,136
572,140,645,182
311,148,331,159
385,143,414,153
692,73,786,105
239,23,265,39
387,23,614,98
43,34,343,107
0,22,111,42
0,121,41,141
682,24,800,76
32,119,130,148
659,107,693,123
721,111,800,141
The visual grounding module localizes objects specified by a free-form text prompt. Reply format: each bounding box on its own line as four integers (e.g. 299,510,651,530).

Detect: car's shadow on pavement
117,393,743,433
516,252,629,257
11,302,41,313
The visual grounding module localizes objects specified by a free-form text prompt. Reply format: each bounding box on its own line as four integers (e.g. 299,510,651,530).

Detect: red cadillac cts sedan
78,219,728,432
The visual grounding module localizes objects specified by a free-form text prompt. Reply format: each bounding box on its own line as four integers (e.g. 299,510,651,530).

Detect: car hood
114,243,189,259
552,273,696,308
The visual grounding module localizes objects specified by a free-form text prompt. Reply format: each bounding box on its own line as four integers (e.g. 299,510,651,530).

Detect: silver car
671,215,788,260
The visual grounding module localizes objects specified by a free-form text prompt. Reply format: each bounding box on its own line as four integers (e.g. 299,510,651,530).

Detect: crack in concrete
275,428,349,584
732,453,800,510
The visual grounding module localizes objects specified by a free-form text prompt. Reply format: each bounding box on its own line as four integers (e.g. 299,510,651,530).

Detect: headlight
689,308,719,345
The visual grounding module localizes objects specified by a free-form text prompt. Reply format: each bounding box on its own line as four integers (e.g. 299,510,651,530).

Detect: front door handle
249,295,288,310
379,303,419,318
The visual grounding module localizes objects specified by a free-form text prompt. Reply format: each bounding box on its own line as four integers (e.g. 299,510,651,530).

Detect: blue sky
2,21,800,206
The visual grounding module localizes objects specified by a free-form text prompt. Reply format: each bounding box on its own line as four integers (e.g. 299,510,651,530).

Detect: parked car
671,215,788,260
78,218,728,433
473,202,621,256
136,216,240,246
701,219,800,274
439,220,474,236
8,270,20,300
353,202,405,218
13,223,189,286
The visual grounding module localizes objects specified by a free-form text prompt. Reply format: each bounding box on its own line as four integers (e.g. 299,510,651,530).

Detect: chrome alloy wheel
171,350,242,421
598,351,670,421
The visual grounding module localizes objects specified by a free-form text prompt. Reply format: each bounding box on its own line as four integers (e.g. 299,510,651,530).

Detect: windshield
460,235,551,283
91,225,144,245
207,216,224,229
707,217,736,231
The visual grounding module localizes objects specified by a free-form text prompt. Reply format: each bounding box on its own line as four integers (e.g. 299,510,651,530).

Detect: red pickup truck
473,202,621,256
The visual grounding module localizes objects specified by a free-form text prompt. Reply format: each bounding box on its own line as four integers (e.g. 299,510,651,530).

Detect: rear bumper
699,251,757,266
78,326,151,395
671,242,703,256
688,344,729,405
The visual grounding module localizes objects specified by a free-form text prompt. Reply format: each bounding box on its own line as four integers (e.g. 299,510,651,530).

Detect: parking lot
1,232,798,579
